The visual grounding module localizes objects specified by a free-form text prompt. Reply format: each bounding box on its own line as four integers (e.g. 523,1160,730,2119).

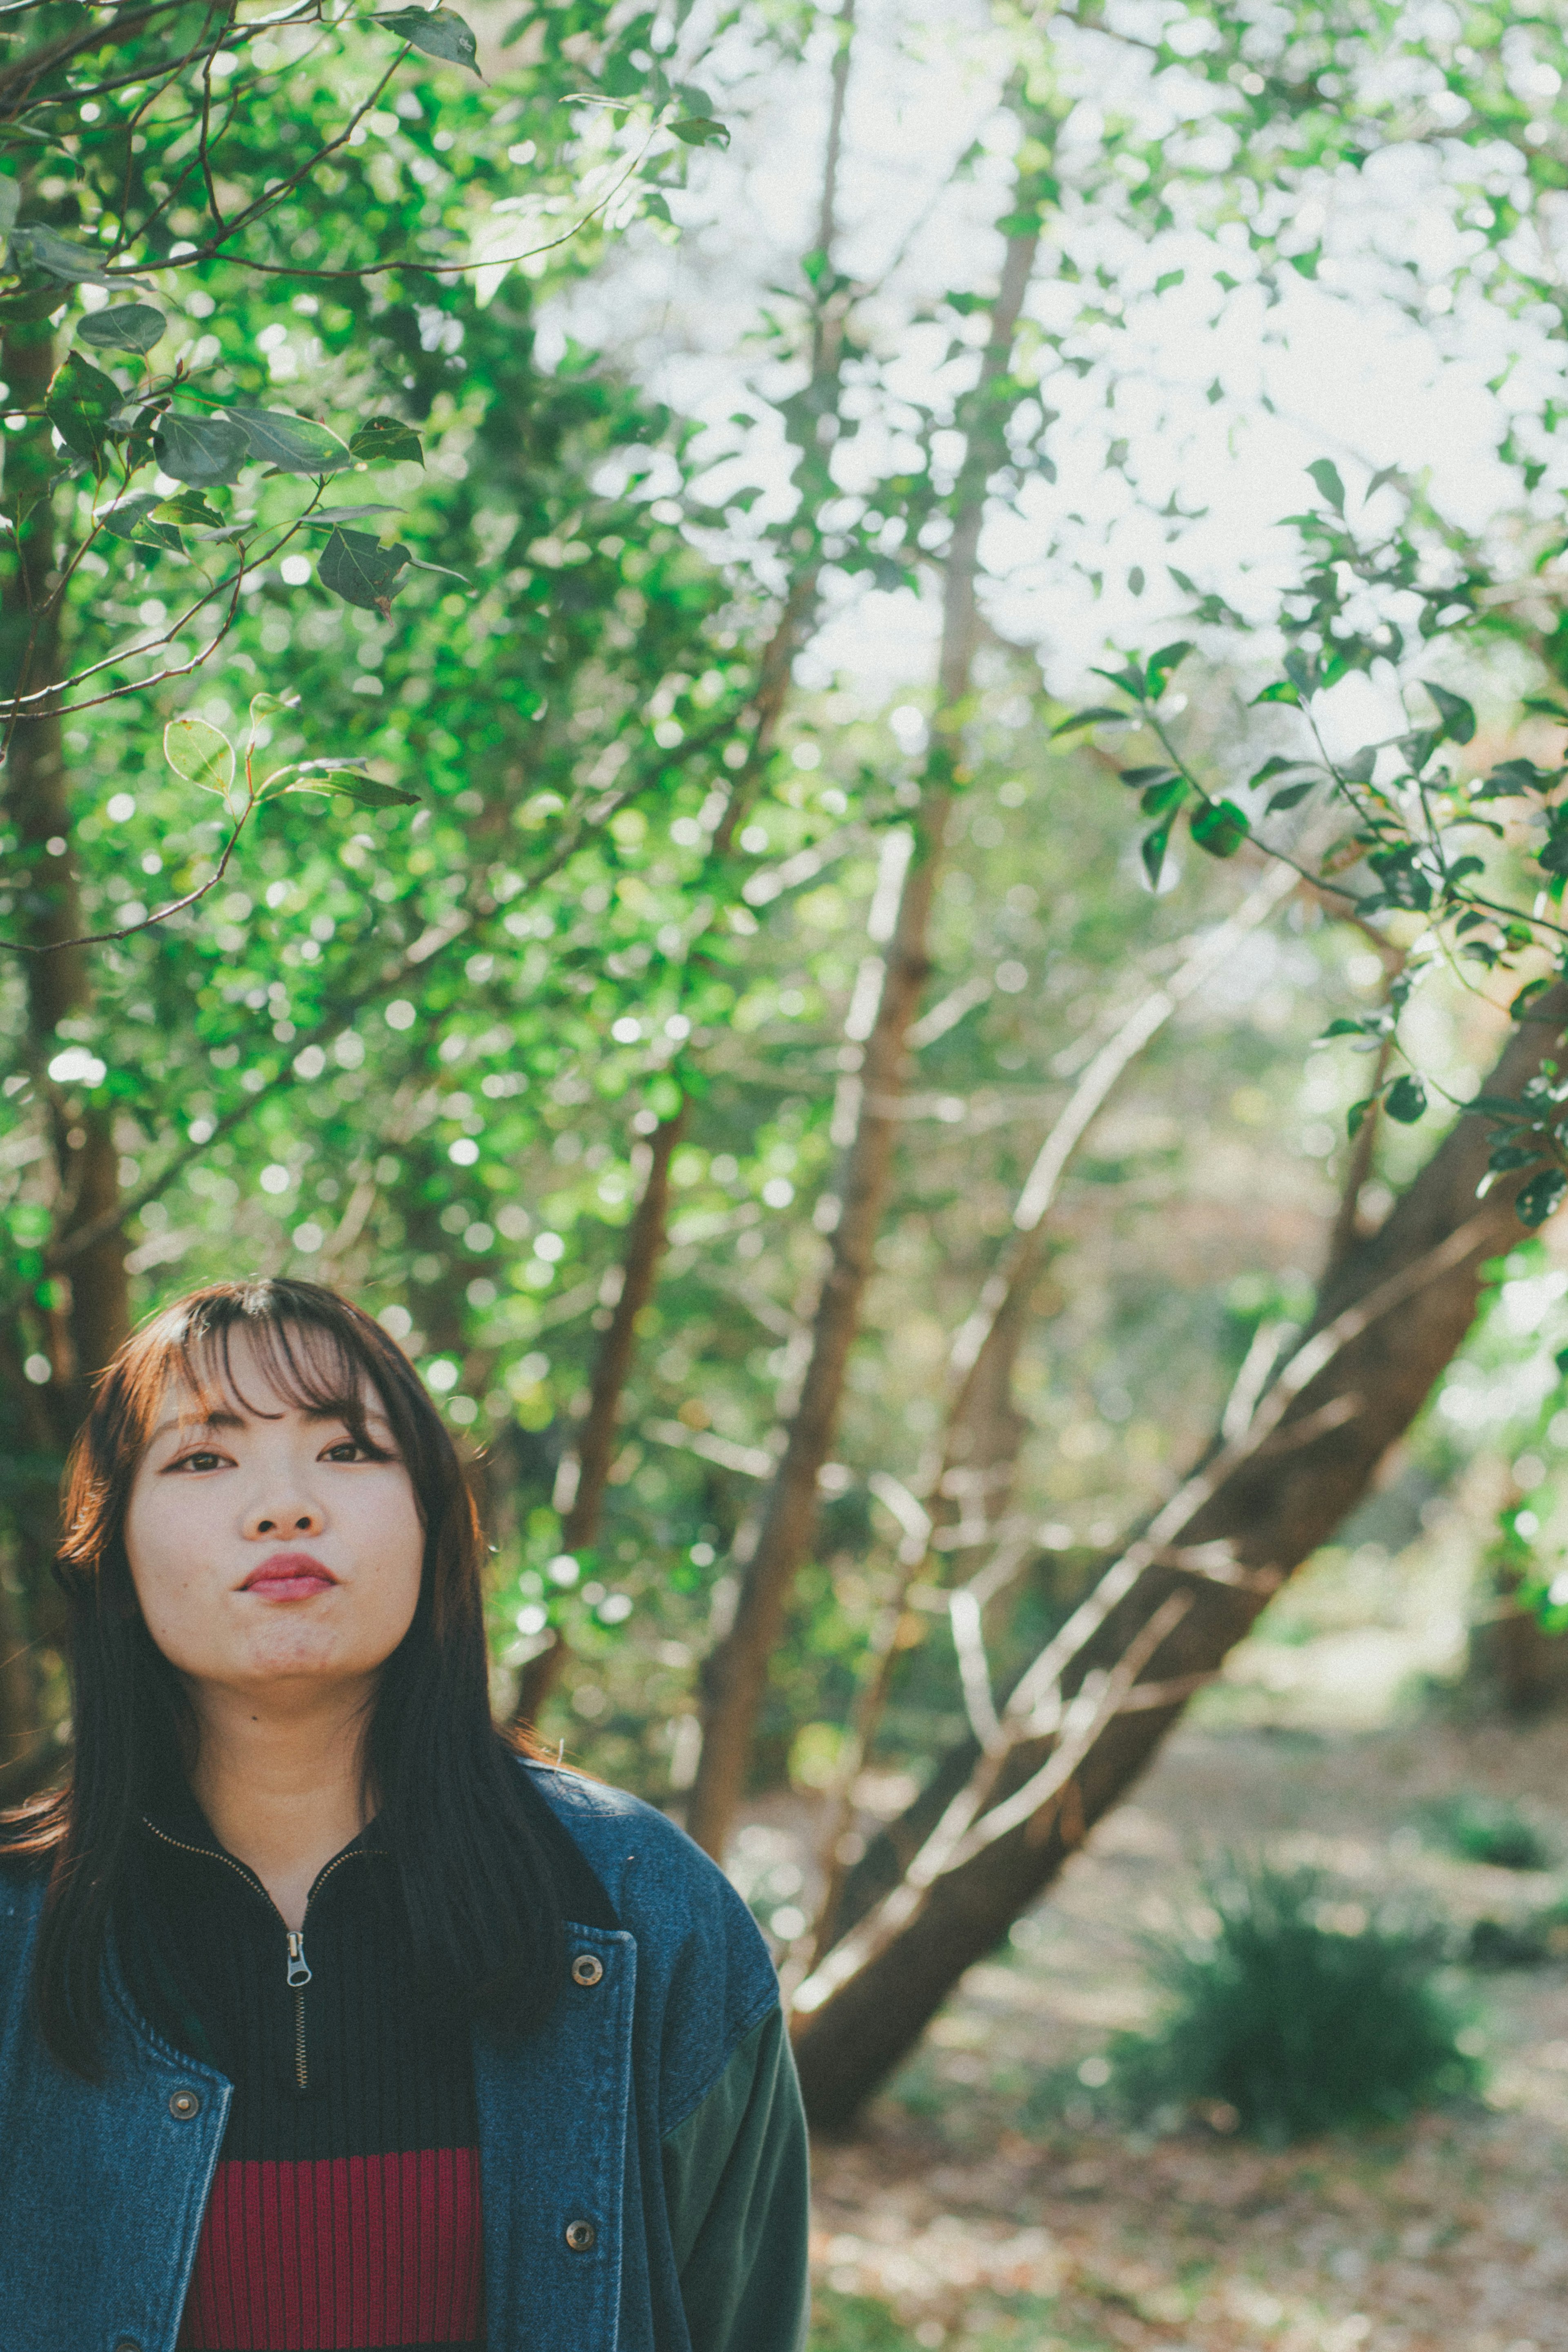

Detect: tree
10,0,1568,2138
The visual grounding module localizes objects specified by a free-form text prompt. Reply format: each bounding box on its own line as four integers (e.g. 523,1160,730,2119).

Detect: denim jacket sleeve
662,2002,810,2352
522,1764,811,2352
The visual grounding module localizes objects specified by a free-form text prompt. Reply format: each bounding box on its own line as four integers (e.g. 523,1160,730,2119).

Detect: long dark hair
1,1277,562,2078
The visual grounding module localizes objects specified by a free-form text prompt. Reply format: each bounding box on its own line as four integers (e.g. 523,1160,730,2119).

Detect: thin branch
0,795,250,953
512,1099,688,1727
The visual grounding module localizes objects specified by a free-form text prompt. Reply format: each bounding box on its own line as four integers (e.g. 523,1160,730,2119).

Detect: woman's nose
245,1502,323,1539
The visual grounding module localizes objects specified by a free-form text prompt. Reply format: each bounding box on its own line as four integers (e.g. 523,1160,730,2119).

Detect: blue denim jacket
0,1764,811,2352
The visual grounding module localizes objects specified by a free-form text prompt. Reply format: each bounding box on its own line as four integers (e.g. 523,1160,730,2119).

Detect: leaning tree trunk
790,987,1568,2127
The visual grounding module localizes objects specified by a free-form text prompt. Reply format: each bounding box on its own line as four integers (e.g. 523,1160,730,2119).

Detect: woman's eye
322,1440,365,1463
171,1450,225,1473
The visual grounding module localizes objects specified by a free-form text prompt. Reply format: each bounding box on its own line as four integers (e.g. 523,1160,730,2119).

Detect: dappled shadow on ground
808,1714,1568,2352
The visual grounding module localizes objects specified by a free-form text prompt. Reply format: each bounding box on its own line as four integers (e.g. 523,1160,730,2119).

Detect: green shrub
1098,1860,1482,2145
1423,1796,1554,1872
808,2288,910,2351
1464,1893,1568,1970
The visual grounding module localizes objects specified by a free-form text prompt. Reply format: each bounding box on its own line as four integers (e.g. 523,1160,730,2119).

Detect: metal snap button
113,2340,142,2352
570,1951,604,1988
168,2087,201,2120
564,2218,597,2253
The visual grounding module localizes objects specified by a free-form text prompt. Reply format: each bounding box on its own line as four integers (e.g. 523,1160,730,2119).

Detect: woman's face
123,1327,425,1706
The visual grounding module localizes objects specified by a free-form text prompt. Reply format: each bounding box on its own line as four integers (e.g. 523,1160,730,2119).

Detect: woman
0,1277,810,2352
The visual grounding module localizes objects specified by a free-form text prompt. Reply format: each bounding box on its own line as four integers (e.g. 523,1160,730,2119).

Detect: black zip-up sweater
116,1777,612,2352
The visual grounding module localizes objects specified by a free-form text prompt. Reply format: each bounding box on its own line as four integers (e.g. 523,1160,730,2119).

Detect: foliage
1463,1902,1568,1971
1423,1795,1555,1873
807,2289,911,2352
7,0,1568,1979
1091,1861,1481,2145
1074,484,1568,1230
0,0,716,894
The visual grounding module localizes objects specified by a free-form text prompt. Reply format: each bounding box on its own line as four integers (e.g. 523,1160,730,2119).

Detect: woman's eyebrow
303,1405,394,1432
147,1410,245,1444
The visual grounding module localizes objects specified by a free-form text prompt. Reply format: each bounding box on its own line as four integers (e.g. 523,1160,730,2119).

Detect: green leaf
0,285,68,325
10,223,147,288
670,115,730,147
1517,1169,1568,1229
1512,975,1555,1019
97,490,182,553
1145,640,1194,697
1049,704,1133,736
1346,1097,1377,1136
96,491,160,540
1320,1017,1371,1040
1266,780,1317,812
1140,820,1174,889
1190,798,1249,858
165,715,235,797
1523,696,1568,724
404,554,472,586
228,407,352,474
1090,662,1149,703
318,526,412,613
1140,778,1187,818
1466,1093,1537,1124
1554,1344,1568,1377
1477,758,1558,799
77,302,165,353
1252,679,1301,707
311,502,404,523
1425,681,1476,745
0,178,18,239
374,5,481,69
288,760,419,807
154,491,224,526
1119,765,1179,787
1306,457,1346,512
1249,756,1309,787
155,410,249,487
348,417,424,466
1384,1074,1427,1124
321,778,419,807
44,350,120,465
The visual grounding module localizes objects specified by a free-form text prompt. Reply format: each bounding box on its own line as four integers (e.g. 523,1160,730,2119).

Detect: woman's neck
185,1678,376,1930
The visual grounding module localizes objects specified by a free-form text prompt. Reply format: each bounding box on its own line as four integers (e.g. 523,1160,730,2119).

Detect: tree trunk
791,988,1568,2126
513,1100,687,1724
686,218,1043,1862
2,317,129,1410
513,9,866,1733
806,867,1298,1955
0,320,127,1782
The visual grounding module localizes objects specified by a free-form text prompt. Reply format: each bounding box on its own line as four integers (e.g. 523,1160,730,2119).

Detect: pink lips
241,1551,338,1601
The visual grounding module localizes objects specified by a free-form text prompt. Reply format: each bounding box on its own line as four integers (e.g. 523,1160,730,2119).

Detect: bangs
100,1280,432,1487
164,1315,396,1460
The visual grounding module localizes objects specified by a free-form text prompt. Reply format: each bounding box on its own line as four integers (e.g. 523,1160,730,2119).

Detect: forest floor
805,1702,1568,2352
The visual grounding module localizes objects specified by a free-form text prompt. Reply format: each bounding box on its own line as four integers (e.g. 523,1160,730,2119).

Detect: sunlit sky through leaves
532,0,1568,732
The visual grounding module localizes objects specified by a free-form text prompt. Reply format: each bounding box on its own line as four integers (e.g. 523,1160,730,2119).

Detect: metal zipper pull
286,1931,312,1988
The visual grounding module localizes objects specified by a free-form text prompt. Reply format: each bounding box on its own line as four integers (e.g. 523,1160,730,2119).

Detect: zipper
143,1820,373,2092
